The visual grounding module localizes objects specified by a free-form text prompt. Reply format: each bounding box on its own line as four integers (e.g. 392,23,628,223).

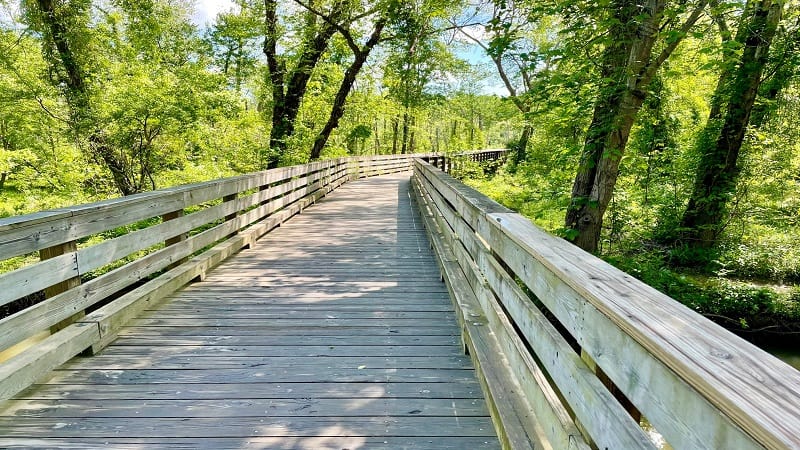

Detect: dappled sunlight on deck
0,173,499,448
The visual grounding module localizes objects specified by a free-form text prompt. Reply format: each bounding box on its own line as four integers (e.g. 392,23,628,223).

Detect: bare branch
35,97,70,124
447,18,529,111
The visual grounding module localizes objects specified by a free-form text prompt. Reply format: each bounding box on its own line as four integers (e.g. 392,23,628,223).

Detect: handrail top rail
0,160,342,230
0,151,506,230
412,158,800,449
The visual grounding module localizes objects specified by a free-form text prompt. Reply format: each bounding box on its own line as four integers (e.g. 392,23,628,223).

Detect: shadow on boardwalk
0,173,499,449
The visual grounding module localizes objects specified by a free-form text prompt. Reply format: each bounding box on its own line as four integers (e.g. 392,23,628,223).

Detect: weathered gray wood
1,397,490,418
0,159,347,260
0,253,77,308
91,344,465,358
483,213,774,449
0,167,349,404
0,322,99,400
111,335,461,346
119,325,460,337
0,174,340,352
40,241,84,334
0,416,497,438
411,173,571,450
140,307,452,317
413,157,800,449
162,209,188,269
16,381,484,400
417,162,654,449
135,309,455,320
1,158,345,331
0,172,498,447
0,437,500,449
59,355,474,371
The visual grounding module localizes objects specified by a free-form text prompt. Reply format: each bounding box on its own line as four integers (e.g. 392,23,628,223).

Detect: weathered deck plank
0,173,499,449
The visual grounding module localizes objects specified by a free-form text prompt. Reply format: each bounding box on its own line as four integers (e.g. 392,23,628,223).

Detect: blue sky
191,0,234,27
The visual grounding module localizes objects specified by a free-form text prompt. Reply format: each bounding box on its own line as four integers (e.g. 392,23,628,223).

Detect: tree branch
448,18,529,112
292,0,370,54
641,0,709,87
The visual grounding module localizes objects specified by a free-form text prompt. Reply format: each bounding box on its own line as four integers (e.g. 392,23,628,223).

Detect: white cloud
191,0,235,27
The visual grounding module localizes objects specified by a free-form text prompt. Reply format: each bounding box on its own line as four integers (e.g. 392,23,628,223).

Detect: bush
606,251,799,332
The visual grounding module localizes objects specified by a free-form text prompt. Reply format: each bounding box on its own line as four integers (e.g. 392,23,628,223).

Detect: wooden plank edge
0,176,346,400
0,322,99,401
410,175,539,450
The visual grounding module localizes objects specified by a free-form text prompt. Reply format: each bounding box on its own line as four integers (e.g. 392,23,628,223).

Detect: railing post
163,209,188,269
223,193,239,238
40,241,82,333
259,185,270,206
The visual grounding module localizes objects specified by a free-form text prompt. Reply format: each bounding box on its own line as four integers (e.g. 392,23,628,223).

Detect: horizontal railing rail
0,150,504,401
411,158,800,450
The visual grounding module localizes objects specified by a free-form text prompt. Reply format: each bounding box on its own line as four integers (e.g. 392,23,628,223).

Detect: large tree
263,0,347,168
678,0,787,249
561,0,707,252
295,0,391,161
23,0,139,194
23,0,209,195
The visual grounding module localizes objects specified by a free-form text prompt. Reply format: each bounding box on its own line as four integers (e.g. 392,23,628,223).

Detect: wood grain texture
0,163,345,353
413,158,800,450
0,159,347,261
0,436,499,449
0,253,77,308
412,171,579,450
0,173,498,448
416,163,655,449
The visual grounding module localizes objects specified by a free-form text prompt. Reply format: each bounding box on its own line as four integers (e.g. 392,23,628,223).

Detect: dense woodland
1,0,799,341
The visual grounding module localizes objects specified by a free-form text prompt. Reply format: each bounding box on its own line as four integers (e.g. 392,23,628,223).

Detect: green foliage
2,0,799,343
465,165,570,231
604,252,800,333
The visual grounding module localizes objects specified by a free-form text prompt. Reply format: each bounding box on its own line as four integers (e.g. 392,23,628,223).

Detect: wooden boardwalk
0,173,499,449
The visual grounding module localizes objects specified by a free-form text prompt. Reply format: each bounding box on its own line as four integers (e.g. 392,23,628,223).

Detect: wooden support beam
39,241,82,334
223,193,239,239
162,210,188,269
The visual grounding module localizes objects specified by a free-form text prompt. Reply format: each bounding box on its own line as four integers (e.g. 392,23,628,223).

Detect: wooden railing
411,159,800,450
423,148,508,173
0,151,504,401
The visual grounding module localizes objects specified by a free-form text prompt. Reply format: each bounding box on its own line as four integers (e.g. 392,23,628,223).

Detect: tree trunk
513,125,532,166
32,0,138,196
565,1,656,252
563,0,707,252
401,110,410,154
263,0,342,168
409,115,416,153
391,116,399,154
309,19,385,160
373,119,380,154
0,173,6,192
565,91,647,252
679,0,784,249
